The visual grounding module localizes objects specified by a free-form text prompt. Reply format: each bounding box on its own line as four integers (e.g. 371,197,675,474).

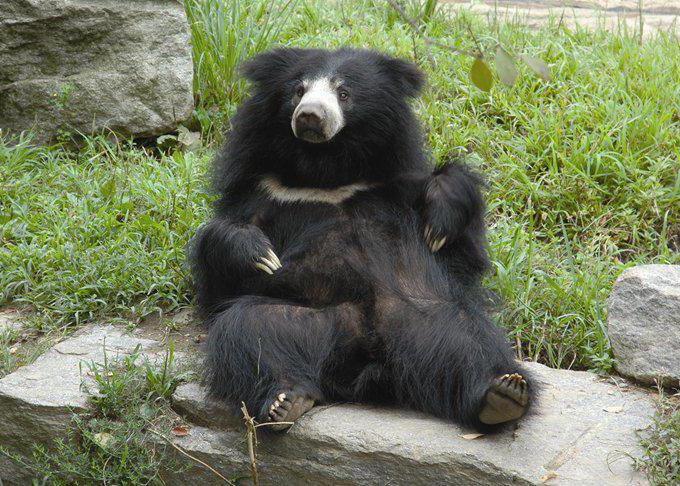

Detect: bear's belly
255,202,391,306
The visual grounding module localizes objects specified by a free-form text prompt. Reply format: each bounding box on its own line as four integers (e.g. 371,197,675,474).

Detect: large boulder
608,264,680,386
0,0,193,145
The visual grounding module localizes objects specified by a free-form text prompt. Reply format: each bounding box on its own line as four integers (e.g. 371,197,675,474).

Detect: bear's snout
291,77,345,143
294,103,327,143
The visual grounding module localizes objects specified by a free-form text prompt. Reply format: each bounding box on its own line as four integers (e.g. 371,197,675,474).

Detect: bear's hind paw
267,391,314,431
478,373,529,425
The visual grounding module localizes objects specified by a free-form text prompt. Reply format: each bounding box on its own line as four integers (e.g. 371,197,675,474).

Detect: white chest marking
259,176,376,205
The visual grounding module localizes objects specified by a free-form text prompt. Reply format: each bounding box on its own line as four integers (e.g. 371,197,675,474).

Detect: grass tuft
636,391,680,485
0,342,193,484
185,0,299,108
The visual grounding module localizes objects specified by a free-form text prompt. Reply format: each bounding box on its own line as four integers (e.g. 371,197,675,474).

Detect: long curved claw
254,262,274,275
267,248,282,268
424,224,433,243
431,236,447,252
254,248,283,274
261,256,278,271
424,224,447,253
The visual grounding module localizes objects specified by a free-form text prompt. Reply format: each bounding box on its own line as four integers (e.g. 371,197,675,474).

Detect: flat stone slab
0,324,657,485
608,264,680,386
169,362,655,485
173,382,240,430
0,325,156,483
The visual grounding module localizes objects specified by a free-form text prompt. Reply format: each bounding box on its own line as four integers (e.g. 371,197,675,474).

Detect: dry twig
241,402,260,486
148,428,233,484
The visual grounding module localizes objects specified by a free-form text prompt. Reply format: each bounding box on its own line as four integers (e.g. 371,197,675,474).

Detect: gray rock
168,362,654,485
173,382,240,429
608,264,680,386
0,321,658,485
0,0,193,144
168,308,198,328
0,325,157,484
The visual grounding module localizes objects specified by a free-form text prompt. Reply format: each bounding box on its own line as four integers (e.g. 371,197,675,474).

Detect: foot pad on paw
267,391,314,431
479,373,529,425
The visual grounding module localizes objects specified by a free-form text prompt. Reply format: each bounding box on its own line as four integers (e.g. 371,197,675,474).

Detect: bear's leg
380,297,531,432
205,296,363,431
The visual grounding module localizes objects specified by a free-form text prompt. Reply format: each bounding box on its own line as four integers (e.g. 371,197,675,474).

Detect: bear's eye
338,90,349,101
295,85,305,98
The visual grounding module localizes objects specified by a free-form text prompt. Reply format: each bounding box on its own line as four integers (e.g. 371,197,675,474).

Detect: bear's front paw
253,247,282,275
424,224,448,253
420,161,485,252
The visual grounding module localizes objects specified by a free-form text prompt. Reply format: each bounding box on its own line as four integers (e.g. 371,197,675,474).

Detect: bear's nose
295,104,326,133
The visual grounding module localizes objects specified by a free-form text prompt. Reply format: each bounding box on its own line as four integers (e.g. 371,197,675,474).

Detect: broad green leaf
495,46,518,86
156,134,178,150
177,125,202,151
521,54,551,81
470,58,493,92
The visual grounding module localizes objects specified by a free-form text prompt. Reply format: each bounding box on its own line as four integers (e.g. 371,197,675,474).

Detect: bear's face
291,77,347,144
243,48,424,146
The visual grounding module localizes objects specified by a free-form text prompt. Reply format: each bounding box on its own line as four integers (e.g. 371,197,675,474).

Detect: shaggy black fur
190,48,532,433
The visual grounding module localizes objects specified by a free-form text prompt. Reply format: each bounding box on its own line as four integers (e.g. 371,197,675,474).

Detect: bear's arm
417,161,485,251
386,162,489,283
191,185,282,290
389,161,485,253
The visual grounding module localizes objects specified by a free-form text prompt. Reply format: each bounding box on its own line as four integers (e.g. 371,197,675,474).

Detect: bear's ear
242,48,306,86
379,56,425,97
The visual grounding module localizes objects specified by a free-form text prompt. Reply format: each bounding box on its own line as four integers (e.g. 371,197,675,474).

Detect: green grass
1,0,679,375
185,0,299,122
636,392,680,485
0,135,211,330
0,342,194,484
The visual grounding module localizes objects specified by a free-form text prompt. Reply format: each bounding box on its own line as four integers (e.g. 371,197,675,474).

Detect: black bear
191,48,531,433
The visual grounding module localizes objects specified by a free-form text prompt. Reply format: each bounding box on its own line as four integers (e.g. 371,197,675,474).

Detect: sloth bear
191,48,532,433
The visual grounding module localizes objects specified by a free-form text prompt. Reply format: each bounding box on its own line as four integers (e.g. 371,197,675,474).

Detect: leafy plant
82,343,143,418
1,342,189,484
386,0,551,91
636,391,680,485
144,339,188,399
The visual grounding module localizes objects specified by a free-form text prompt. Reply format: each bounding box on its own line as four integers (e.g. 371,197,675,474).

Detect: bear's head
244,48,424,185
243,48,424,146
